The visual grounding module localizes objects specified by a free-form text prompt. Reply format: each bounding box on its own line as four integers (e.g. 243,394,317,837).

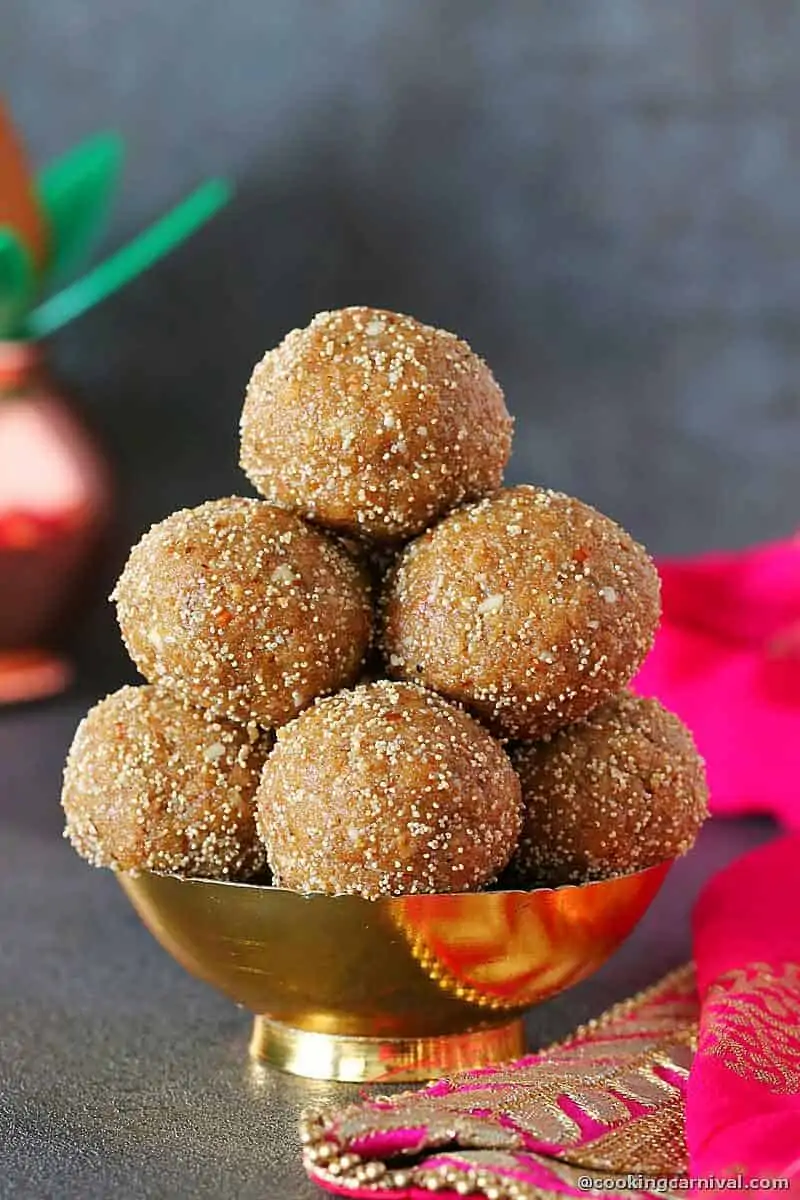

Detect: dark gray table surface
0,695,775,1199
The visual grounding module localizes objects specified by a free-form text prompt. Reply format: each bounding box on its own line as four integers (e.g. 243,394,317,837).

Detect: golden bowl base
249,1016,526,1083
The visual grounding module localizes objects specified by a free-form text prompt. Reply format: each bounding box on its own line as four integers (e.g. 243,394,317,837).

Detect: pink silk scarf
687,836,800,1189
635,533,800,826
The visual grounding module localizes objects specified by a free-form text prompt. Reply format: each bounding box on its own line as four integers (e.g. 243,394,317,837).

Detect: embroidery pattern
302,965,698,1198
700,961,800,1095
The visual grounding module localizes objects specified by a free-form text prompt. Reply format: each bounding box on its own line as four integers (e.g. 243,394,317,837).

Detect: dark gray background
1,3,796,1196
6,2,800,578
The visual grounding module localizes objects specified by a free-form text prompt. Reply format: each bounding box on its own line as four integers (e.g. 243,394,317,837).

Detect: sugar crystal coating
509,692,709,887
62,302,702,902
257,680,522,898
239,307,512,543
113,497,373,726
381,485,661,738
61,685,270,877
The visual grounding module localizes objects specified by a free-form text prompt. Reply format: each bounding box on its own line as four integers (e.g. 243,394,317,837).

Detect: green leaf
36,132,124,287
0,227,36,337
28,178,232,338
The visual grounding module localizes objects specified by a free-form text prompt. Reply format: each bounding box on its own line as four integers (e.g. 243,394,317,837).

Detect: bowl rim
118,856,676,901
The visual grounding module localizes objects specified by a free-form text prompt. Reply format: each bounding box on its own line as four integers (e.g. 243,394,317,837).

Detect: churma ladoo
62,304,706,897
239,306,512,543
113,497,372,727
381,485,660,739
61,685,270,877
257,681,522,898
508,692,709,888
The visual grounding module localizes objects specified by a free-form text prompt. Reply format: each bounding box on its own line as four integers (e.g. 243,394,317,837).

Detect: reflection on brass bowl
118,861,672,1083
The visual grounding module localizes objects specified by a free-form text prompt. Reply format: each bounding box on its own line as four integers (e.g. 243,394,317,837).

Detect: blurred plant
0,101,231,704
0,100,231,340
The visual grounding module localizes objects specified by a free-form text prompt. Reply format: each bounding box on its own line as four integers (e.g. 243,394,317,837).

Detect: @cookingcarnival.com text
577,1175,790,1192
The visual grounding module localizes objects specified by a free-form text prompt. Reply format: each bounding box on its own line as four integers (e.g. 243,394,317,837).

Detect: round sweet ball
509,693,709,887
113,497,373,726
239,307,512,543
61,685,271,877
381,486,660,739
257,680,522,898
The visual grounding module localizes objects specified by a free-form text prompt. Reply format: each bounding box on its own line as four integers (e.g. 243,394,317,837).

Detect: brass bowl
119,861,672,1083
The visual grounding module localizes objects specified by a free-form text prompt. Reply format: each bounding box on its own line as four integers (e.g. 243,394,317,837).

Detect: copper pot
0,341,111,703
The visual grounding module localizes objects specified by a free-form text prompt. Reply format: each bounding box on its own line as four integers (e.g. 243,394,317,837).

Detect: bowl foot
249,1015,526,1083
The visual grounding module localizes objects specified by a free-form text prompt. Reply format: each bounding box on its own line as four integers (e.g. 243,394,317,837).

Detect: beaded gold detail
301,965,697,1197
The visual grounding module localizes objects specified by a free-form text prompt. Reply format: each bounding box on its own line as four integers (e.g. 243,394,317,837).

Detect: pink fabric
303,966,698,1197
635,534,800,826
688,836,800,1191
